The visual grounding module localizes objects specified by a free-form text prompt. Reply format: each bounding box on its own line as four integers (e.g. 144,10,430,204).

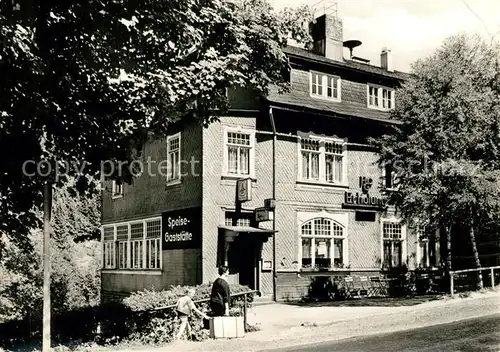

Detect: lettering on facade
359,176,373,194
162,207,202,249
342,176,387,211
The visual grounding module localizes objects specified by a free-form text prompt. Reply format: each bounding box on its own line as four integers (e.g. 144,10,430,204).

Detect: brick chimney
381,47,393,71
309,14,343,62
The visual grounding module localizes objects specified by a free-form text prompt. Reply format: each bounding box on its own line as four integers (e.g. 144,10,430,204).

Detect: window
223,127,255,177
299,134,346,185
301,139,320,181
367,85,394,110
382,221,406,268
101,217,162,271
112,181,123,198
224,211,253,227
382,163,399,190
103,226,116,269
116,224,130,269
300,218,346,269
325,142,344,183
145,219,162,269
310,71,341,101
418,228,440,268
167,133,181,183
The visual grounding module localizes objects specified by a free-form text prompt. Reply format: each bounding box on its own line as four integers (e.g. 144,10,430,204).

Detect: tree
373,34,500,288
0,0,313,251
0,181,101,322
1,2,313,348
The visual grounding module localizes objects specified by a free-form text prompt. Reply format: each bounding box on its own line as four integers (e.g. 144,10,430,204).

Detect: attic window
310,71,341,102
368,85,394,110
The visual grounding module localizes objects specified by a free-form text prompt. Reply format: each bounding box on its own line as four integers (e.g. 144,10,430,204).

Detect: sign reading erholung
162,207,202,249
342,176,387,210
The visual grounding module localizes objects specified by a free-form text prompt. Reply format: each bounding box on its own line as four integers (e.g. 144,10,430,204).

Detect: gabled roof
284,46,412,81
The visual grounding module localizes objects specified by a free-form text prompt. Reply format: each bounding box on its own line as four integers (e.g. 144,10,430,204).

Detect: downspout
269,107,277,302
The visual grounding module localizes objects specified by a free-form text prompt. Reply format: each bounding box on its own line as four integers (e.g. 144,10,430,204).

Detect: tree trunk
469,219,483,290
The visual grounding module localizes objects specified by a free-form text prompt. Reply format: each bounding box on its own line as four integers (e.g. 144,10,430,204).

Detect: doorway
228,236,260,290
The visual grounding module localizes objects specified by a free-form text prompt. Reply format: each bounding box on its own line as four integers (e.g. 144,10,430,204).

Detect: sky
270,0,500,72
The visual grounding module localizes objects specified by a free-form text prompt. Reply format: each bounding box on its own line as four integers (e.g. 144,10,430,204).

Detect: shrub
0,283,255,349
122,283,254,345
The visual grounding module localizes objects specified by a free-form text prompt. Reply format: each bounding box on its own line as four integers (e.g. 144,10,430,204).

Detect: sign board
255,207,273,222
261,260,273,271
355,211,376,222
237,178,252,202
264,198,276,210
162,207,202,249
343,192,386,209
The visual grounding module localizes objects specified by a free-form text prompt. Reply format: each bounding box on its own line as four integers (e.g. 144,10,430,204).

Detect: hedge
0,283,255,350
122,283,255,344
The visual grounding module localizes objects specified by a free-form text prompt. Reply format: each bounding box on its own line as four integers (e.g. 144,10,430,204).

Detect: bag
203,317,210,330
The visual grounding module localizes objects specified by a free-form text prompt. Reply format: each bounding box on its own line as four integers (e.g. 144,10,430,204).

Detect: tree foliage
373,34,500,271
0,0,313,251
0,183,101,322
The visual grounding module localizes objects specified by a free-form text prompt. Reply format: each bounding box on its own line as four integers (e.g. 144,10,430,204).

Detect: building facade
100,14,443,302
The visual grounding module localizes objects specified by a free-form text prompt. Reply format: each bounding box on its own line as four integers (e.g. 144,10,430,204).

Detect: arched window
300,218,345,269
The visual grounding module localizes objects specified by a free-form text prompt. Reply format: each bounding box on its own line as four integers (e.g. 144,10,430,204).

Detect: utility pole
42,182,52,352
269,108,277,302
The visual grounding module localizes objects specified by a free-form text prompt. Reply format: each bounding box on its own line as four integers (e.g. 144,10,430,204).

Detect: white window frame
166,132,182,185
145,237,162,270
367,84,395,111
297,132,347,186
297,211,349,270
102,225,116,269
111,180,124,199
224,210,253,227
416,228,441,268
380,217,407,268
118,241,129,269
381,163,399,190
310,71,341,102
222,126,256,178
101,216,162,274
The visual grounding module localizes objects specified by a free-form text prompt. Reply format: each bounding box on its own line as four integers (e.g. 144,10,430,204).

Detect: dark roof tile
266,85,400,124
284,45,412,81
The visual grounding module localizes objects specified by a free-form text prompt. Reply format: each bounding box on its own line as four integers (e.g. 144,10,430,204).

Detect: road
264,314,500,352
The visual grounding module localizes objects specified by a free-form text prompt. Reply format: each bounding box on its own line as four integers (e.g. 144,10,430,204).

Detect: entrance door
236,237,258,290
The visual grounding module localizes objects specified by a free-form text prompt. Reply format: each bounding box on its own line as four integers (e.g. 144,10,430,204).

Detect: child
175,288,209,341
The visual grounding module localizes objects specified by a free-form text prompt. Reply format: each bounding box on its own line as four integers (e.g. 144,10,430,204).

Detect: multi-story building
100,13,440,302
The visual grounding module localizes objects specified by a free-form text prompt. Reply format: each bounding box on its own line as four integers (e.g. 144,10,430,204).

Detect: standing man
210,266,230,316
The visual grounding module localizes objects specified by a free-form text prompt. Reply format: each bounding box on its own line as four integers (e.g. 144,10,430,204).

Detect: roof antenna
343,40,362,59
311,0,338,18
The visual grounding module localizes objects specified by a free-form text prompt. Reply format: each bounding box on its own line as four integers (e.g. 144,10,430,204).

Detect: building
100,13,441,302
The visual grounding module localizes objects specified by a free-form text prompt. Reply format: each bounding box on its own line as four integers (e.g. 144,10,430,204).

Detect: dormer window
368,85,394,110
310,71,341,101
